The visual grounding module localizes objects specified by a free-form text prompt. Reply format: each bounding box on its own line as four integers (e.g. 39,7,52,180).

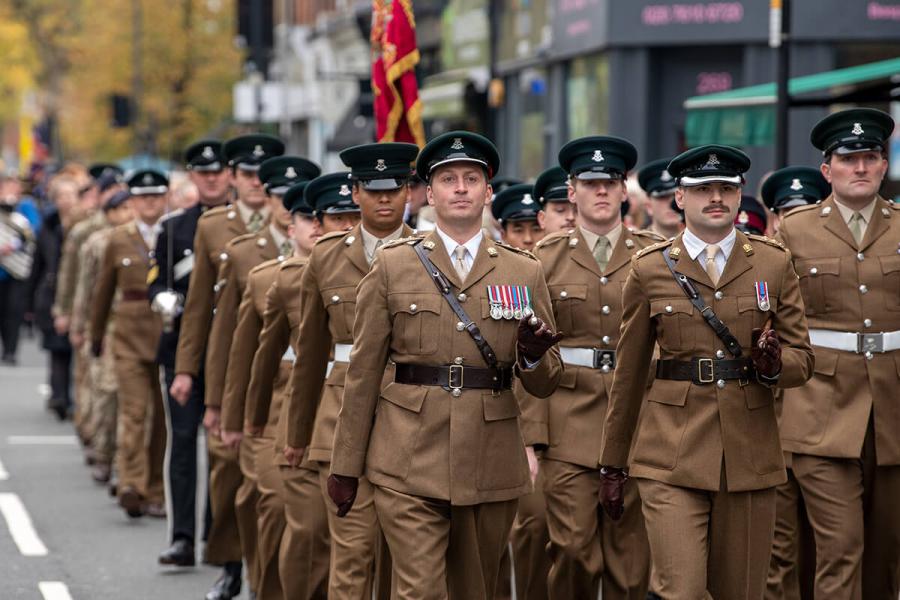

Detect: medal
512,286,523,319
487,286,503,320
501,286,514,320
755,281,770,311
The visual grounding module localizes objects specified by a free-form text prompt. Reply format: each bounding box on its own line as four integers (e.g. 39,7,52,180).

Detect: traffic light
111,95,131,128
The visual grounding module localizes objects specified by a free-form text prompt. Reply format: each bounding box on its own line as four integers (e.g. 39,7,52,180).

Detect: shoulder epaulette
494,240,537,260
314,230,351,246
198,204,232,222
250,257,282,276
746,233,786,251
280,256,307,269
226,232,257,249
634,238,674,259
384,234,425,250
779,203,820,220
631,228,666,242
534,230,569,249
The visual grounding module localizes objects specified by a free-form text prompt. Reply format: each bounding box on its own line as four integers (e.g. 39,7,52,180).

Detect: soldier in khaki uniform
599,146,814,599
282,143,420,600
535,167,576,234
535,137,659,600
776,108,900,600
70,190,133,483
327,131,564,600
637,158,684,240
90,170,169,519
760,166,830,600
170,133,284,600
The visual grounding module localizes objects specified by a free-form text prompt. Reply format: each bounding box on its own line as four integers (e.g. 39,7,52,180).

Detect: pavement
0,337,224,599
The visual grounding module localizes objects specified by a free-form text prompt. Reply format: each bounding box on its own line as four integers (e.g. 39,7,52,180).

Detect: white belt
281,345,296,363
333,343,353,363
809,329,900,354
559,346,616,371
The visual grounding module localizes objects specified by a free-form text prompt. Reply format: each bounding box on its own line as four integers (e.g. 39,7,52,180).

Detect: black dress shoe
118,486,144,518
205,569,242,600
91,463,111,483
158,538,195,567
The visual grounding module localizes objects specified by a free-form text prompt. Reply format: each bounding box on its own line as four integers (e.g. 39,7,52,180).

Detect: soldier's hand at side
170,374,193,406
244,422,263,438
69,331,84,349
516,316,564,363
327,474,358,518
221,429,243,450
751,327,782,378
283,446,305,469
525,446,540,484
598,466,628,521
203,407,221,438
53,315,70,336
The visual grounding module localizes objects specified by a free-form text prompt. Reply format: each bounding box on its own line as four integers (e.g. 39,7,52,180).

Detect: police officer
599,145,814,599
533,166,577,235
90,169,170,519
282,143,419,600
761,166,830,232
637,158,684,240
150,140,230,568
170,133,284,600
776,108,900,600
327,131,563,600
535,136,659,600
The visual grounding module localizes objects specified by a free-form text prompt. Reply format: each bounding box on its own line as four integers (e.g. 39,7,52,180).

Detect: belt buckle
593,349,616,373
448,364,464,390
696,358,715,384
858,333,884,354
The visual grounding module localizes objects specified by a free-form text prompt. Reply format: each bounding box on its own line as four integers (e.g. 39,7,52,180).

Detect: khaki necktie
368,240,383,265
248,211,264,233
453,245,469,281
848,211,864,245
593,236,610,271
705,244,721,285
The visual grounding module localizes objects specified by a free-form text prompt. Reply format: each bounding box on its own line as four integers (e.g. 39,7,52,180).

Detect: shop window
519,67,548,178
566,54,609,139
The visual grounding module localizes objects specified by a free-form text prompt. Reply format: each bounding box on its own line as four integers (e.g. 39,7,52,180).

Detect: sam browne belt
656,357,755,385
394,363,513,392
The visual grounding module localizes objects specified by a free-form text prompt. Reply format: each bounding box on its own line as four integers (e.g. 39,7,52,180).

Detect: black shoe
48,402,67,421
158,538,195,567
118,486,144,518
205,568,242,600
91,463,111,483
1,353,16,365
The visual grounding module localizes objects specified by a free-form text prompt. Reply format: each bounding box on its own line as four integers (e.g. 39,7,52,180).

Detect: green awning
684,57,900,146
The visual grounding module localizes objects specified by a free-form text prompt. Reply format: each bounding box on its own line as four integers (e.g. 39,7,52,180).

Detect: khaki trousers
88,349,118,464
73,343,91,440
237,436,261,592
255,441,285,600
637,476,776,600
765,466,815,600
113,357,166,502
543,459,650,600
374,485,518,600
509,469,551,600
205,433,243,564
792,422,900,600
280,464,330,599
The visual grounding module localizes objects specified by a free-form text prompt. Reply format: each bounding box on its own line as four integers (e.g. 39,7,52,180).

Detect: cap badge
375,159,387,172
660,170,673,182
450,138,464,150
521,194,534,205
142,173,154,185
285,166,297,179
789,178,803,191
851,123,864,136
252,144,265,157
591,150,604,163
738,211,749,225
339,184,351,196
202,146,215,159
704,154,720,169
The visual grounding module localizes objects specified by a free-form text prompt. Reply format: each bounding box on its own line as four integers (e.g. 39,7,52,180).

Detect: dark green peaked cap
532,167,569,204
258,156,321,195
760,166,830,212
558,136,637,181
637,158,677,197
184,139,225,172
416,131,500,180
667,145,750,186
340,142,418,191
810,108,894,156
303,172,359,215
491,183,540,224
127,169,169,196
281,182,314,216
223,134,285,171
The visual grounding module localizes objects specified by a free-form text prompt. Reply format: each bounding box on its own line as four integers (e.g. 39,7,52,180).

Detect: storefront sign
793,1,900,38
607,0,767,45
549,0,609,58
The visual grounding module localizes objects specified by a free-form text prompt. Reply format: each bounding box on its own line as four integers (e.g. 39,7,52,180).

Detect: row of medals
489,304,534,321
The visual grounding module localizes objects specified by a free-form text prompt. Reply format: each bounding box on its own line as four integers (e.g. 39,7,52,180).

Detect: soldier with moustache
149,140,231,568
776,108,900,600
532,137,660,600
599,146,814,599
327,132,563,600
281,143,419,600
759,166,829,600
169,133,284,600
90,170,170,519
637,159,684,240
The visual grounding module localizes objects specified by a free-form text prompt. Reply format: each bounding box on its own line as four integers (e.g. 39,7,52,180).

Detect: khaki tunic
54,210,107,318
330,230,563,506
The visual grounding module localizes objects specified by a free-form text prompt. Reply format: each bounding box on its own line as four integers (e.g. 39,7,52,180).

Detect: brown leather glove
751,327,782,380
598,466,628,521
327,474,358,518
517,316,563,363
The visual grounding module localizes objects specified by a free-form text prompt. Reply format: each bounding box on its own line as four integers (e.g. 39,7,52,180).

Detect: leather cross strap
412,240,499,368
656,357,754,385
662,248,742,357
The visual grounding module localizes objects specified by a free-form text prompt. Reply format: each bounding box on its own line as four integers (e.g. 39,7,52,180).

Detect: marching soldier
282,142,419,600
599,145,814,599
534,136,659,600
169,133,284,600
637,158,684,240
69,190,133,484
776,108,900,600
327,132,563,600
150,140,231,568
534,167,576,235
90,169,169,519
759,165,830,600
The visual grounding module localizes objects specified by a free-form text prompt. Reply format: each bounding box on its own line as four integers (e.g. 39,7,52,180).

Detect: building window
518,67,549,178
566,53,609,139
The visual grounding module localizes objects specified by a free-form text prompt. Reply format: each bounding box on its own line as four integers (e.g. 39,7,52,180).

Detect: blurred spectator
169,176,199,211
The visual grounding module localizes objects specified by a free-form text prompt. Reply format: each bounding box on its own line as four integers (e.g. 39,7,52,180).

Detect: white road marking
0,455,8,480
39,581,73,600
6,435,78,446
0,492,48,556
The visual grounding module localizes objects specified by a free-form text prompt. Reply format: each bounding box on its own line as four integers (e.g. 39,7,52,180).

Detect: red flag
371,0,426,147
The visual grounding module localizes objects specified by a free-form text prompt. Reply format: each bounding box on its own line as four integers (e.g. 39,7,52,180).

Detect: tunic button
409,304,418,312
331,295,340,304
716,350,725,359
859,285,868,294
864,318,872,328
809,267,818,275
714,291,724,300
857,253,864,262
716,379,726,389
665,305,673,313
600,277,608,285
560,291,568,299
602,335,611,345
454,357,464,365
601,365,611,374
456,321,465,331
451,388,462,397
122,258,132,266
457,293,467,302
602,305,611,315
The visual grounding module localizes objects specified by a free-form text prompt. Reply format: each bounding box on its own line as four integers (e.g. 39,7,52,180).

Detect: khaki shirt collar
361,224,405,263
833,196,877,227
236,200,270,227
268,223,290,254
579,222,622,252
